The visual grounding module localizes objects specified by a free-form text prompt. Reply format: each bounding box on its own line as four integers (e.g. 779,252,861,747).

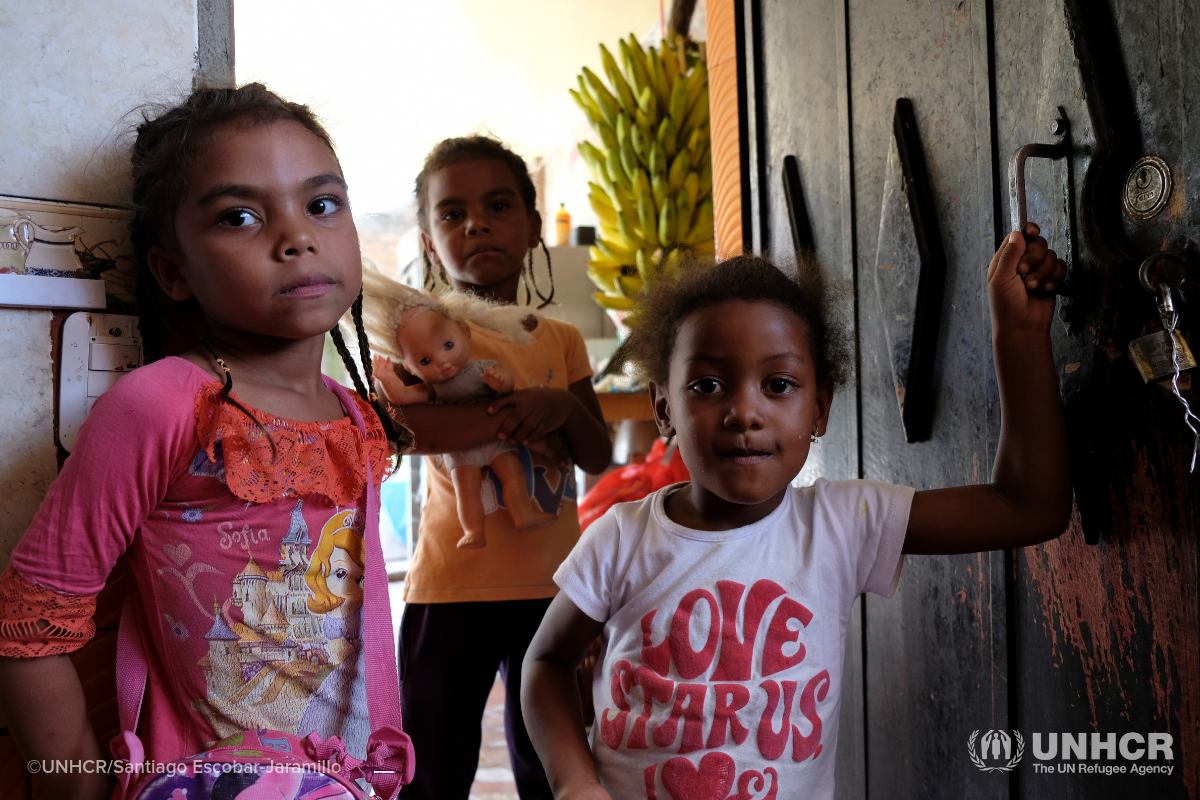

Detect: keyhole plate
1122,155,1173,221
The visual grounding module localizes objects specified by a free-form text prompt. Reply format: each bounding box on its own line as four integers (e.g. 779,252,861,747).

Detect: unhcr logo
968,729,1176,776
967,730,1025,772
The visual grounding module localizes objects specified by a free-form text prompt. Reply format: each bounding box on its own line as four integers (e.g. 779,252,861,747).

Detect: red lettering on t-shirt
600,659,635,750
643,764,658,799
756,679,798,761
669,589,721,680
641,609,672,677
761,597,813,677
705,683,751,749
629,666,675,749
711,580,787,681
790,669,831,762
728,766,779,800
652,682,707,752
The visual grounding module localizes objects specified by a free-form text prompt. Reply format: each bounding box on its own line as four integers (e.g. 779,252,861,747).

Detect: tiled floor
388,580,519,800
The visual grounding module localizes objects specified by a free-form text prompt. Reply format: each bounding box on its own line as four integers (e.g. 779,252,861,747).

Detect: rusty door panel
994,0,1200,797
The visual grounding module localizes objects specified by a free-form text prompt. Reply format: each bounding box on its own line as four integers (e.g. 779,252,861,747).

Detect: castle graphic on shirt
191,501,368,748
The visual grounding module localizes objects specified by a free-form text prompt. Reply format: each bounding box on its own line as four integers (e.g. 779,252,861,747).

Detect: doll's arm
522,594,612,800
481,363,516,394
0,655,112,800
904,225,1072,554
372,357,431,405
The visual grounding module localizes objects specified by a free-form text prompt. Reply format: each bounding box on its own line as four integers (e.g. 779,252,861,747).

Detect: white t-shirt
553,478,914,800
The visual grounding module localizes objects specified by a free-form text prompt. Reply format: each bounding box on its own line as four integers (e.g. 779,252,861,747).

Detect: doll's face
326,546,363,611
396,307,472,384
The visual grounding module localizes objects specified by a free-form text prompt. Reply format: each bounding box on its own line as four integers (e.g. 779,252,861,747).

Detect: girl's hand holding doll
488,386,608,471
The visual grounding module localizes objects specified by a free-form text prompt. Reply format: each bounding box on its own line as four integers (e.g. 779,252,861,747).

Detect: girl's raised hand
987,223,1067,338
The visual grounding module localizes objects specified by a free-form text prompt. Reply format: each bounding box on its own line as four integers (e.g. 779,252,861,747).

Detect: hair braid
202,345,278,458
329,324,370,399
331,291,414,453
522,250,534,305
422,247,436,291
532,238,555,309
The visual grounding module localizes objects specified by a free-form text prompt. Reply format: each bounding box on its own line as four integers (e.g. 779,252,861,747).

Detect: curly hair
613,253,851,389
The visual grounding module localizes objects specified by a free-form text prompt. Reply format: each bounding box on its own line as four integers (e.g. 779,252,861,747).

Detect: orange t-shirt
403,316,594,603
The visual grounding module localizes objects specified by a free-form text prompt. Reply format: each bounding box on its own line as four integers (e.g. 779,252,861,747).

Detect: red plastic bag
578,438,689,530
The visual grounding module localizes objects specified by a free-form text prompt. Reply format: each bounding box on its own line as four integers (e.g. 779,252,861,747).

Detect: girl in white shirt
521,227,1071,800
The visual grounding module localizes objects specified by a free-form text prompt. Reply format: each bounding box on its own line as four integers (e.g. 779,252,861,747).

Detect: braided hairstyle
329,290,415,452
129,82,410,453
414,135,555,308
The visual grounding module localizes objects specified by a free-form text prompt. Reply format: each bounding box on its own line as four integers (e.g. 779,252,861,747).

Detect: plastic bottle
555,203,571,246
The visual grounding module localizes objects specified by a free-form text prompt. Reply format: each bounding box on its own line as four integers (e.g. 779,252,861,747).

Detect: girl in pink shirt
0,83,407,800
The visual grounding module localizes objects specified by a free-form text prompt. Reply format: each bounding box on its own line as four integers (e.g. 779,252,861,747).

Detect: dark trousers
399,598,554,800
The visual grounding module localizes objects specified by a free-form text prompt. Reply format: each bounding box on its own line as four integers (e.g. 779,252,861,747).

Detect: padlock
1128,328,1197,382
1133,252,1200,471
1129,258,1197,382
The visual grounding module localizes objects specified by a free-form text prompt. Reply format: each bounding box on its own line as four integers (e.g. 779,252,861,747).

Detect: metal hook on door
1009,110,1072,234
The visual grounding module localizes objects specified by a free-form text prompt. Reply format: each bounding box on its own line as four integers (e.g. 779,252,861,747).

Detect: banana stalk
574,33,715,317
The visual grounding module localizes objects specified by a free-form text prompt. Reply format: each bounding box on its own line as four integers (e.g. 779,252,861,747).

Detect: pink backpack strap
324,378,413,794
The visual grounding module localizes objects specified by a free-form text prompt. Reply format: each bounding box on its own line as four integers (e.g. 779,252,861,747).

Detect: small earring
810,430,820,443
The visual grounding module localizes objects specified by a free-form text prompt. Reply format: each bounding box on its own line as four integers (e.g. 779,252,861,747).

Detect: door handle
1009,110,1072,234
782,155,815,260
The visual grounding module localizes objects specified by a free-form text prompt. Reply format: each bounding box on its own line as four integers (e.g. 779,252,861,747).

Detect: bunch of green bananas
570,32,715,314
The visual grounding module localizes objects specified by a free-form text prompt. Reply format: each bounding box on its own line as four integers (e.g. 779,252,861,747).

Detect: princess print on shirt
188,501,369,748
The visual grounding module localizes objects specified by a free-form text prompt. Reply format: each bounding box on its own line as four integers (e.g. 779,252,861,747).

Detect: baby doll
359,269,558,548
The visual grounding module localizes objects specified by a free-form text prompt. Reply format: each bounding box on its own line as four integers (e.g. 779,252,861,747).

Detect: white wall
0,1,203,565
